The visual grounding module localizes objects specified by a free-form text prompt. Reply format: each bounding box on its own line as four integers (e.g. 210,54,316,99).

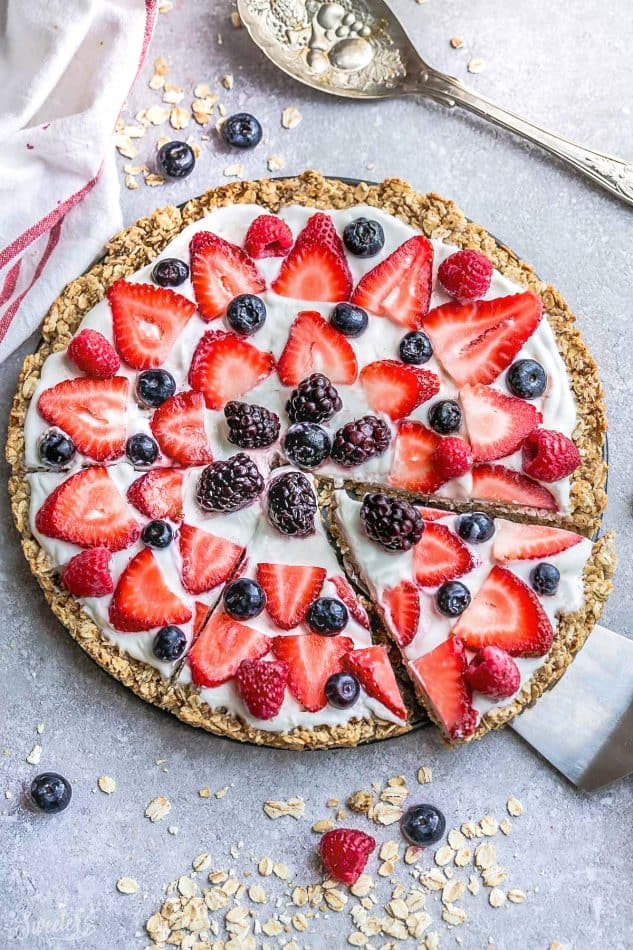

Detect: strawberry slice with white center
179,523,244,594
150,391,214,465
107,280,197,369
471,463,558,511
271,212,352,302
277,310,358,386
109,547,192,632
423,291,542,387
350,236,433,329
188,612,269,687
452,565,554,657
127,468,184,520
38,377,128,462
35,467,141,551
343,646,408,720
256,563,326,630
272,633,354,712
328,575,370,630
359,360,440,421
409,637,477,741
460,383,541,461
493,520,583,562
188,330,275,410
413,522,477,587
389,421,444,493
189,231,265,321
383,580,419,648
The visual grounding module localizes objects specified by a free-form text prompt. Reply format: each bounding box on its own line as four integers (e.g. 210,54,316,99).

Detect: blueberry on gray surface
126,433,159,466
226,294,266,335
400,804,446,846
457,512,495,543
153,625,187,662
196,453,264,512
266,470,317,537
325,671,360,709
436,580,471,616
141,519,173,548
286,373,342,424
221,112,262,149
30,773,72,814
530,562,560,595
343,217,385,257
330,302,368,337
306,597,349,635
283,422,331,469
39,430,75,468
224,400,280,449
157,140,196,179
428,399,462,434
224,577,267,620
398,330,433,365
151,257,189,287
330,415,391,467
136,369,176,408
506,359,547,399
360,492,424,552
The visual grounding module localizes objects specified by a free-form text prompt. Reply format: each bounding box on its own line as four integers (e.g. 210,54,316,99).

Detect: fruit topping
225,400,280,449
67,329,120,378
277,310,358,386
153,625,188,662
466,646,520,699
389,421,442,493
189,230,265,321
266,470,317,537
457,512,495,544
460,383,541,462
237,658,289,720
221,112,263,149
283,422,331,469
383,581,420,648
428,399,462,434
343,645,408,719
331,415,391,467
136,369,176,408
271,213,352,302
493,520,582,562
108,280,196,369
319,828,376,885
152,257,189,287
328,575,371,630
436,580,471,616
351,236,433,329
30,773,72,813
244,214,293,258
272,633,353,711
256,562,326,629
437,248,493,302
343,216,385,257
224,577,267,620
38,376,128,462
360,492,424,552
141,519,173,548
330,302,368,337
196,454,264,512
360,359,440,421
286,373,342,424
150,391,214,466
399,330,433,365
179,523,244,594
127,468,184,521
522,428,581,482
126,433,159,466
189,330,275,410
431,436,473,481
506,358,547,399
109,548,192,632
401,804,446,846
409,637,477,741
530,562,560,596
226,293,267,335
471,463,558,510
414,523,476,587
306,597,348,635
157,140,195,178
325,671,360,709
39,430,75,468
61,547,114,598
188,613,269,687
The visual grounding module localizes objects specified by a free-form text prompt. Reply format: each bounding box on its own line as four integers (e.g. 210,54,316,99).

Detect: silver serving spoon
237,0,633,207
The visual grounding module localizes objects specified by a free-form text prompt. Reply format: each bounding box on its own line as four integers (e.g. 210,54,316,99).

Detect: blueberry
400,804,446,846
457,512,495,544
325,671,360,708
283,422,331,469
30,772,72,814
126,433,159,466
136,369,176,408
157,140,196,179
428,399,462,434
330,302,368,337
399,331,433,365
506,359,547,399
306,597,348,635
153,625,187,662
530,562,560,595
221,112,263,149
152,257,189,287
224,577,267,620
226,294,267,335
39,430,75,468
343,217,385,257
436,581,471,617
142,519,173,548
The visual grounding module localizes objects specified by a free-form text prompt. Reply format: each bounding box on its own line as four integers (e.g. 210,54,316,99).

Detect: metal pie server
510,625,633,790
237,0,633,207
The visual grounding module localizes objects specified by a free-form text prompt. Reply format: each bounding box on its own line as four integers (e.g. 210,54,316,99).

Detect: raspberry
319,828,376,885
224,400,280,448
267,471,317,537
236,658,289,720
360,493,424,552
331,415,391,467
432,437,474,481
67,329,121,378
61,548,114,597
466,646,521,699
196,454,264,512
286,373,342,424
244,214,293,259
522,429,580,482
438,249,493,302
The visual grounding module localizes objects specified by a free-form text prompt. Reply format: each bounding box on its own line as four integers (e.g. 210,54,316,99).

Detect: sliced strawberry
452,565,554,657
188,330,275,410
383,581,419,648
107,280,196,369
189,231,265,321
150,391,213,465
493,520,583,563
409,638,477,741
38,377,128,462
271,212,352,302
328,575,370,630
471,464,558,511
179,523,244,594
193,601,211,637
460,383,541,462
272,634,354,712
256,563,326,630
277,310,358,386
188,612,269,687
359,360,439,421
389,421,443,493
35,467,141,551
343,646,408,720
413,522,477,587
127,468,184,520
109,547,192,632
418,506,451,521
423,291,543,386
351,236,433,329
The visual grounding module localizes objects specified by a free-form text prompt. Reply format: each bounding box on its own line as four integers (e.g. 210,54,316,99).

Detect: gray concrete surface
1,1,632,947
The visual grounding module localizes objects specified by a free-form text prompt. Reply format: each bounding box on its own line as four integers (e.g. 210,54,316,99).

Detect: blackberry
331,415,391,467
196,453,264,512
266,471,317,537
224,401,280,449
286,373,342,424
360,492,424,552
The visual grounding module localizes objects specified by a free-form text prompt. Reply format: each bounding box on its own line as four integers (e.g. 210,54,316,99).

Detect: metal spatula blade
510,625,633,790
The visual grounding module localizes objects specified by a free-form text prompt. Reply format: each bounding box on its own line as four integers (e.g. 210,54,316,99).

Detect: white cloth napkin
0,0,157,362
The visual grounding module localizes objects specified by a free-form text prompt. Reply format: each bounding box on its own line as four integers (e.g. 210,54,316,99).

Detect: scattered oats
170,106,191,130
454,848,471,867
273,862,288,880
417,766,432,784
350,874,373,897
468,873,480,896
482,866,506,887
372,802,402,825
281,106,302,129
434,846,454,867
98,775,116,795
263,797,305,820
474,843,496,870
163,83,184,104
291,886,308,906
379,840,399,862
467,57,486,73
448,829,466,850
461,820,477,839
146,912,170,942
193,853,211,872
507,797,523,817
267,154,286,172
292,912,308,932
442,880,465,904
489,887,506,908
262,918,284,937
168,825,179,835
154,56,169,76
26,744,42,765
145,796,171,822
324,889,347,911
404,845,423,865
327,798,339,807
380,784,409,806
230,10,242,27
192,97,218,125
146,104,171,125
149,73,165,90
258,857,274,876
199,787,211,798
450,37,465,49
378,860,396,877
249,884,266,903
479,815,498,836
215,786,229,799
348,790,373,814
37,723,45,735
312,819,334,833
420,868,447,891
548,943,564,950
348,933,367,946
116,877,139,894
442,905,467,926
159,0,173,12
222,74,234,90
507,889,526,904
218,103,227,117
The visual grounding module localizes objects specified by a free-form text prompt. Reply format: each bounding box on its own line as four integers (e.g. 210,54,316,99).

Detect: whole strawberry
438,249,493,302
61,547,114,597
466,645,521,699
237,658,289,720
244,214,293,259
319,828,376,885
522,429,580,482
432,436,473,481
67,329,120,378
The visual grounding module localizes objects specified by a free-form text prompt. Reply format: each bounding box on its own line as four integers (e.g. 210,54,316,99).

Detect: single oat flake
98,775,116,794
281,106,302,129
450,37,465,49
507,796,524,816
263,797,305,819
145,796,171,822
467,58,486,73
116,877,140,894
26,744,42,765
